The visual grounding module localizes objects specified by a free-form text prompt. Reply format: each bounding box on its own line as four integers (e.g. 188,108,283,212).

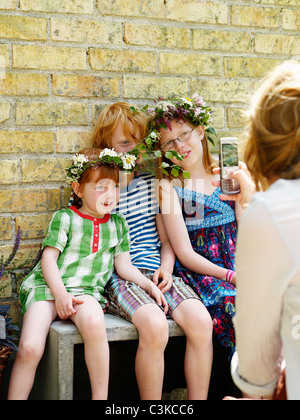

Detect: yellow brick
51,18,122,44
254,0,298,5
210,107,225,129
0,131,53,153
224,57,280,78
0,72,48,96
160,52,222,76
13,45,86,70
282,9,300,31
20,0,93,13
0,188,60,213
0,274,12,299
22,158,70,183
15,214,53,239
52,74,120,98
227,107,247,128
63,186,73,208
0,15,47,40
0,216,11,240
89,48,156,73
124,23,190,49
166,27,190,49
0,44,10,63
191,79,252,104
166,0,228,24
16,102,89,126
231,5,279,28
56,131,90,153
193,29,252,53
0,0,17,10
98,0,164,18
255,33,300,54
0,160,19,184
0,101,10,123
124,75,189,99
0,243,42,273
124,23,166,47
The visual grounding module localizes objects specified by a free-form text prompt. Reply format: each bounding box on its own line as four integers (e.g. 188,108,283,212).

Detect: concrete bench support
31,313,184,400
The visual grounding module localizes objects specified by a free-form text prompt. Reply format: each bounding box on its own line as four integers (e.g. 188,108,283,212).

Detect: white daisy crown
65,148,137,184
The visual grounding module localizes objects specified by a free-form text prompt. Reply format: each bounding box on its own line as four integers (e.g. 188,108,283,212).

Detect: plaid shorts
104,269,200,321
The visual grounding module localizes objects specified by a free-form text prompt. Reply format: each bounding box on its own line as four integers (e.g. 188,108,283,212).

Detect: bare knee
18,339,44,365
134,307,169,350
79,314,106,341
174,301,213,342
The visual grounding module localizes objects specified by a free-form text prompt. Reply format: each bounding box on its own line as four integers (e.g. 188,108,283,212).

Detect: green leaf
207,134,215,146
171,167,179,177
182,170,190,179
154,150,162,157
165,151,176,160
161,162,170,168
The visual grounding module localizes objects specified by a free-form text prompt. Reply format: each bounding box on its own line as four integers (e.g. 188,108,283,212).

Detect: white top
231,179,300,399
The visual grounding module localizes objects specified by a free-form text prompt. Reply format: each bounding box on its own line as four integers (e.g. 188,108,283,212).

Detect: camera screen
222,143,238,167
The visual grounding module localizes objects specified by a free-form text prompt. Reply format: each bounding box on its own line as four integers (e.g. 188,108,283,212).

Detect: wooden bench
31,313,185,400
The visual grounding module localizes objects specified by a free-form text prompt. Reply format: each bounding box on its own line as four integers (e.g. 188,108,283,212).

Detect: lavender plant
1,226,41,351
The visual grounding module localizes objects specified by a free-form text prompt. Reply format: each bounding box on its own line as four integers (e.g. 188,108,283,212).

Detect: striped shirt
113,172,161,271
19,207,130,314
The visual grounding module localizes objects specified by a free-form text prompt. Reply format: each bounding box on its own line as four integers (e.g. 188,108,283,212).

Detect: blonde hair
90,102,148,148
243,60,300,189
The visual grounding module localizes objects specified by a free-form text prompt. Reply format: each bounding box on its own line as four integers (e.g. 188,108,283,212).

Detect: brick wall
0,0,299,309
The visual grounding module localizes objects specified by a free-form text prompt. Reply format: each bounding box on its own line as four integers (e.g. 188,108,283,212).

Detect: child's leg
70,295,109,400
106,274,169,400
171,298,213,400
8,301,57,400
132,303,169,400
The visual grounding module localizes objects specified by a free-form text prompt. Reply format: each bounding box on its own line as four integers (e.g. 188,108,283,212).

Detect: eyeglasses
160,128,194,151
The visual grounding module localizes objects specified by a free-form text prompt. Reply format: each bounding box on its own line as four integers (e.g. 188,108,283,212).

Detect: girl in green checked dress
8,148,167,400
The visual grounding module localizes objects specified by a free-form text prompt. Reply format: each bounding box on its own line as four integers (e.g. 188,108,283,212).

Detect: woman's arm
41,246,83,319
232,196,292,397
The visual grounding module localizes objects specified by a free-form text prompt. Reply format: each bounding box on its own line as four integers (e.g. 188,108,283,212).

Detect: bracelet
225,270,235,284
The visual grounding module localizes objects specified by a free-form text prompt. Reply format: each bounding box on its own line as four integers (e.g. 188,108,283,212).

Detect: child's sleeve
42,210,71,253
113,214,131,257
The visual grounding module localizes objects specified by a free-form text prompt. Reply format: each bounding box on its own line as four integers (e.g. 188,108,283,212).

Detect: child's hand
55,292,84,320
144,281,169,315
153,267,173,294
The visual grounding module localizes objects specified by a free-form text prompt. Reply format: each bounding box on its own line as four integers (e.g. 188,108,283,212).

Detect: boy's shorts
104,269,200,321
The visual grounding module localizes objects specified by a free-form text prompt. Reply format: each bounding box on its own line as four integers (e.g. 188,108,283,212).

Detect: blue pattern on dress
174,187,237,356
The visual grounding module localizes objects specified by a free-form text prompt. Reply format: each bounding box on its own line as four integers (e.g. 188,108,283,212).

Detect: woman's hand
212,162,256,209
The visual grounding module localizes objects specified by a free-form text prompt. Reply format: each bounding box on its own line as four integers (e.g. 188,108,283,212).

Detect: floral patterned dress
174,186,237,356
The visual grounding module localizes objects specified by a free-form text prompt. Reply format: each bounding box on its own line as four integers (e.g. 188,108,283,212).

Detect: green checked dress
20,206,130,315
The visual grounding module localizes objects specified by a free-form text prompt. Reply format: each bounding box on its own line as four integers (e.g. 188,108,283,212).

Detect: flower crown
65,148,137,184
144,94,216,149
131,94,217,178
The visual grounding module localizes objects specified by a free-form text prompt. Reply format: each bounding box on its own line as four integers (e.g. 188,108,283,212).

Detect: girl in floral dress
146,95,242,356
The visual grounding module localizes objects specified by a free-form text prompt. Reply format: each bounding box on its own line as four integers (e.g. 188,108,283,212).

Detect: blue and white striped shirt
114,172,161,271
